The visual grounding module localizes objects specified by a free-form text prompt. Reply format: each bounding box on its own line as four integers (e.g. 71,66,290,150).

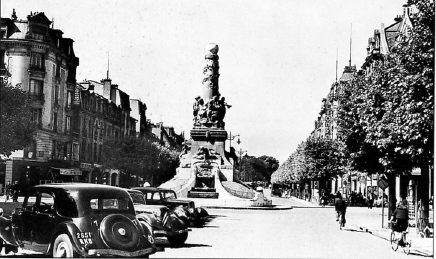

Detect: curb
201,205,293,210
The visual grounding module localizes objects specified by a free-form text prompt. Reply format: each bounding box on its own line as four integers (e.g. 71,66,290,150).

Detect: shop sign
80,163,92,170
411,168,421,176
60,169,82,176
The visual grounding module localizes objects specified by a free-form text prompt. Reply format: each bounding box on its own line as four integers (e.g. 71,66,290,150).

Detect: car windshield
129,192,146,204
160,190,177,199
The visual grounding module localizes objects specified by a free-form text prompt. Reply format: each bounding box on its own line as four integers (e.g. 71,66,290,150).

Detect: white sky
2,0,407,164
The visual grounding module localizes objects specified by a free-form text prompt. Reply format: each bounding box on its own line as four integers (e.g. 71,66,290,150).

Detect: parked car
271,183,283,197
126,189,190,246
132,187,209,227
8,183,156,257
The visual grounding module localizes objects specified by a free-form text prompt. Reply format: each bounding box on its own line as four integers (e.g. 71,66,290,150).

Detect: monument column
202,43,220,101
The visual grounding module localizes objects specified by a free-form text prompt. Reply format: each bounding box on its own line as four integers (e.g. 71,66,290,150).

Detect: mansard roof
27,12,52,25
1,18,21,37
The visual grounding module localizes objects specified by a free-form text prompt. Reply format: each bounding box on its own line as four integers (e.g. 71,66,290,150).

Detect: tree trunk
387,173,397,218
417,163,430,219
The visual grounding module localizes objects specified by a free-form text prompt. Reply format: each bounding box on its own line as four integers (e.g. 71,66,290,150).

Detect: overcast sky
2,0,407,164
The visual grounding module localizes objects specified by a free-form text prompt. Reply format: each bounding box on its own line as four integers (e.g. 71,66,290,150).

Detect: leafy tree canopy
0,82,37,157
101,134,180,187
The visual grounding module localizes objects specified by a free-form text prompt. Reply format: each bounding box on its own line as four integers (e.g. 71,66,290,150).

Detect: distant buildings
0,10,183,190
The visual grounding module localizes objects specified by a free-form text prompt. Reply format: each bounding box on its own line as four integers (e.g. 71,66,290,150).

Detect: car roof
132,187,173,192
33,183,126,192
126,189,143,194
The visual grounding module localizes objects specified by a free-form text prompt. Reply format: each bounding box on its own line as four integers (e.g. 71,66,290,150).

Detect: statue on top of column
193,44,231,129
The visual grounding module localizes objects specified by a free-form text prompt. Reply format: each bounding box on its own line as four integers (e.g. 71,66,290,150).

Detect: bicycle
390,221,411,254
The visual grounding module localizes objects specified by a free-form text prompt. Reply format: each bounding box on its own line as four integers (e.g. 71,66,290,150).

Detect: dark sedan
8,183,156,257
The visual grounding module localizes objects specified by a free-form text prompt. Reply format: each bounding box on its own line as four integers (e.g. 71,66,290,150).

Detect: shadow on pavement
156,241,212,249
341,228,366,233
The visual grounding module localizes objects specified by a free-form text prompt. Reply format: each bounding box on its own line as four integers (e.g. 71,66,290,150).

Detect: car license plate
76,232,93,245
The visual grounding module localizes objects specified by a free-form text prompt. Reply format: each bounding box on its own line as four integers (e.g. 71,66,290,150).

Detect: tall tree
101,135,180,187
336,0,434,215
0,82,37,157
302,138,345,181
240,156,268,183
257,155,279,182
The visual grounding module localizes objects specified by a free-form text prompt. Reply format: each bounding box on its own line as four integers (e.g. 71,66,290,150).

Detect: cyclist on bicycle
335,192,347,226
390,197,409,244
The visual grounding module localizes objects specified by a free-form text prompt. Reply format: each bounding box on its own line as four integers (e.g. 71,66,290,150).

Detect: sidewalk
293,196,434,257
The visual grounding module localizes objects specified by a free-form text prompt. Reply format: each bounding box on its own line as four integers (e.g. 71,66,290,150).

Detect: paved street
1,192,431,258
152,206,423,258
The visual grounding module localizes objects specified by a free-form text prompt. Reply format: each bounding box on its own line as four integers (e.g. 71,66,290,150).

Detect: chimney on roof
110,84,118,104
403,3,412,18
394,15,402,23
11,9,17,20
102,78,112,101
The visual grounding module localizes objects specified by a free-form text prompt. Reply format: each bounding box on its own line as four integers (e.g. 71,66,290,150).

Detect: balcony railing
28,93,45,102
29,64,46,73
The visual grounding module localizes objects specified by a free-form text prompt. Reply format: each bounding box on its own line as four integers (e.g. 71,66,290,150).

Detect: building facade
1,10,181,190
1,10,80,189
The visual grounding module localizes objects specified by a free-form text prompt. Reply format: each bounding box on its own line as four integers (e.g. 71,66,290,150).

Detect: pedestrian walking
12,189,18,203
4,182,11,202
335,192,347,227
350,191,357,206
367,191,374,209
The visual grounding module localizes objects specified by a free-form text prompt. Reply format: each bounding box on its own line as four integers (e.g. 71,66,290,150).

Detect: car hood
133,204,167,215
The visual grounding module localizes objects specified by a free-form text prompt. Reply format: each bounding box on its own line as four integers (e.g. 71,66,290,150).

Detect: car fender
136,213,160,230
0,216,20,247
48,221,86,256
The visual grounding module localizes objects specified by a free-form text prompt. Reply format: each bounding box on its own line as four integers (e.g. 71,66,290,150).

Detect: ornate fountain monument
161,44,272,206
176,43,236,199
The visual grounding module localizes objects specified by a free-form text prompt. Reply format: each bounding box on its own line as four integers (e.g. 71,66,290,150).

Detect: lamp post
227,131,240,149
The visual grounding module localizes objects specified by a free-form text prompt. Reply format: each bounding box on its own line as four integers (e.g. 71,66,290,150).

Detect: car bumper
87,247,156,257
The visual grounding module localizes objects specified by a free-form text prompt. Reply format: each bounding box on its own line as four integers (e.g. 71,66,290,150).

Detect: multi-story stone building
75,77,140,185
1,10,80,188
1,10,185,190
149,122,185,149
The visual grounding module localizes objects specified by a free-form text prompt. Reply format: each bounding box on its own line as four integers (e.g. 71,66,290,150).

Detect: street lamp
227,131,240,149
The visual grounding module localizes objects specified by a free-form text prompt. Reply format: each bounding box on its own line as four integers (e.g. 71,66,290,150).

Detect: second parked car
126,189,191,246
132,187,209,227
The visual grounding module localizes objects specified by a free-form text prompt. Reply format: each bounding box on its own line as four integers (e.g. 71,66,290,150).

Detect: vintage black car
126,189,190,246
132,187,208,227
9,183,156,257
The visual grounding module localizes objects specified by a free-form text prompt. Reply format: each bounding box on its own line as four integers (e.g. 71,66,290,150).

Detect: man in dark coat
335,192,347,227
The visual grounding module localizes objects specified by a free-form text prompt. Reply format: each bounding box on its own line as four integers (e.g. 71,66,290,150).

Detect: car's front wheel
167,232,188,246
53,234,75,258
